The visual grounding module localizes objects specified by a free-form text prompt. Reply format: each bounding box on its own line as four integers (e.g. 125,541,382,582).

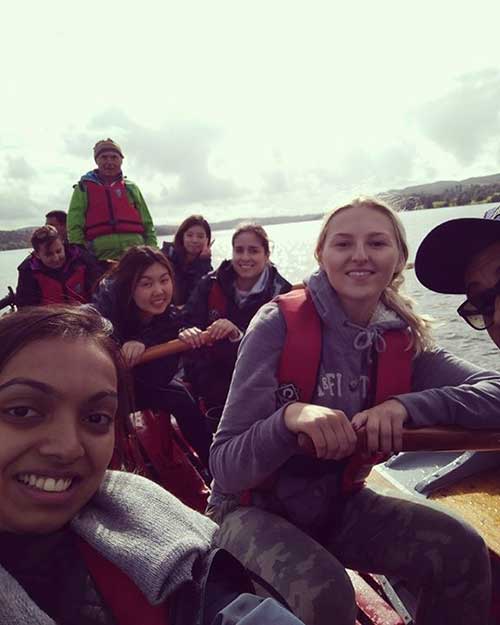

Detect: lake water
1,203,498,370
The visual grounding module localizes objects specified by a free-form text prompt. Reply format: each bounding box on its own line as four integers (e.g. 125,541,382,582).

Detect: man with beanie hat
67,138,157,261
93,138,124,159
415,206,500,348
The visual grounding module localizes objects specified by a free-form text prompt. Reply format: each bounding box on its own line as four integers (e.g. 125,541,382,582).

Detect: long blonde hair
315,197,434,354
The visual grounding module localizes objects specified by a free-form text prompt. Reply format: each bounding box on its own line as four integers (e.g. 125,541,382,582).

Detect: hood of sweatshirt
306,269,407,358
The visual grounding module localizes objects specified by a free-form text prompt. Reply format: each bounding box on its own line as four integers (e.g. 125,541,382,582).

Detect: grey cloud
300,143,419,195
0,157,44,228
64,133,97,159
90,108,134,131
372,144,418,187
416,69,500,166
64,109,134,158
262,170,290,194
60,108,426,222
0,188,46,227
65,109,245,206
6,156,36,181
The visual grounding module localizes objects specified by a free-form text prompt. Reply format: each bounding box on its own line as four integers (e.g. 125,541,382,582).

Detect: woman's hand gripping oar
137,330,216,365
298,426,500,456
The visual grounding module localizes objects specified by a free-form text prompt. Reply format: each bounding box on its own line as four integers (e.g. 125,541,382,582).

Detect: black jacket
181,260,292,409
162,242,213,306
92,278,185,404
182,260,292,332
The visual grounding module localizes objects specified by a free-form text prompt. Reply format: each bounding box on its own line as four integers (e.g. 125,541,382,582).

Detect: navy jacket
93,278,185,402
181,260,292,409
162,241,213,306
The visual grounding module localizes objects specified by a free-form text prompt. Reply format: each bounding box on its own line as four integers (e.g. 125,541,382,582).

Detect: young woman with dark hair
179,223,292,418
92,245,212,467
0,305,305,625
162,215,213,305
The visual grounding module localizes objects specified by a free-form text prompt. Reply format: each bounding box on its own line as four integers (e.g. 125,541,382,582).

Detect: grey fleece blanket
0,470,217,625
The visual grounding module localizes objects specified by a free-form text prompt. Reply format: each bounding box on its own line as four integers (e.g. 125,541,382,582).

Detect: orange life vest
34,263,89,305
83,179,145,240
207,281,227,319
78,539,169,625
240,288,413,508
277,288,413,494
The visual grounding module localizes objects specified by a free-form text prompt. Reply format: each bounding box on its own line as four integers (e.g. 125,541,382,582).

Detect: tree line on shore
2,171,500,252
383,182,500,211
0,214,323,252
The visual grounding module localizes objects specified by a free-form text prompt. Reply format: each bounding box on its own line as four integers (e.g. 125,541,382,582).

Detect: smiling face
132,261,173,318
464,240,500,348
95,150,123,180
183,224,209,259
35,238,66,270
317,204,404,325
0,337,118,534
231,231,269,290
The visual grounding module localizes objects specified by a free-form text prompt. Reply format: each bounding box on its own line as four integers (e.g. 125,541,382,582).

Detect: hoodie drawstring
352,327,387,362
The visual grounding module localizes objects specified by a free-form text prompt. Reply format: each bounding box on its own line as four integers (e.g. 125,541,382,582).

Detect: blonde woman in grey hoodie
208,198,500,625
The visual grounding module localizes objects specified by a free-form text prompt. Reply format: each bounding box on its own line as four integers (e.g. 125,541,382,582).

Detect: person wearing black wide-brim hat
415,206,500,347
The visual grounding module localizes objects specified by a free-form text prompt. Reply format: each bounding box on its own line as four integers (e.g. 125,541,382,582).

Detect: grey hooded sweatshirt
209,269,500,530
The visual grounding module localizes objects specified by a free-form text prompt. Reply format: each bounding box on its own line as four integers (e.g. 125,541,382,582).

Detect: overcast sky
2,0,500,229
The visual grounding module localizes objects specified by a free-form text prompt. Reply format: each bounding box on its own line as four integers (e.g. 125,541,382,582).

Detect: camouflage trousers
207,488,491,625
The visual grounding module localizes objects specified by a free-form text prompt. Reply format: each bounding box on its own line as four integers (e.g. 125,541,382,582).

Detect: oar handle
0,286,15,312
298,426,500,456
138,331,214,365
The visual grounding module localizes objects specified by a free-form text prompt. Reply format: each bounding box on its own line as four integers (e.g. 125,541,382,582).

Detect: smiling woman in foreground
0,306,304,625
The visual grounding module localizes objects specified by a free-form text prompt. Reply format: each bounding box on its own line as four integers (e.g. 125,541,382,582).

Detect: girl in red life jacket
0,306,307,625
15,225,102,307
207,198,500,625
179,223,292,419
162,215,214,306
92,246,212,469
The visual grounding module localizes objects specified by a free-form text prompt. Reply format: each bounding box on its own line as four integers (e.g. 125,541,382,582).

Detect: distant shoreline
2,167,500,252
0,213,324,252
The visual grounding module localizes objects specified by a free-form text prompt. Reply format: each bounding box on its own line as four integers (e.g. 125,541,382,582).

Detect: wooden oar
138,336,500,454
298,426,500,456
138,331,215,365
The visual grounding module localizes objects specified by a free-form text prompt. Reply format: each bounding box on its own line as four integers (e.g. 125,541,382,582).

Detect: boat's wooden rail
368,465,500,559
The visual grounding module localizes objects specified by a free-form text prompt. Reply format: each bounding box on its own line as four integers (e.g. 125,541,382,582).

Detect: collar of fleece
0,471,217,625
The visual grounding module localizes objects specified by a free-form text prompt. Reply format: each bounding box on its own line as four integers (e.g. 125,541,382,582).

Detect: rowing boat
367,452,500,623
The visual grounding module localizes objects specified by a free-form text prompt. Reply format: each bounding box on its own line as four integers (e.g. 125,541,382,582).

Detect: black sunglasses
457,279,500,330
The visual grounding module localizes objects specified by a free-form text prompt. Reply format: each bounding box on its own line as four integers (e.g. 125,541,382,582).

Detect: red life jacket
207,281,227,321
277,288,413,493
83,179,145,241
112,409,209,513
242,288,412,504
34,263,89,305
77,538,169,625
